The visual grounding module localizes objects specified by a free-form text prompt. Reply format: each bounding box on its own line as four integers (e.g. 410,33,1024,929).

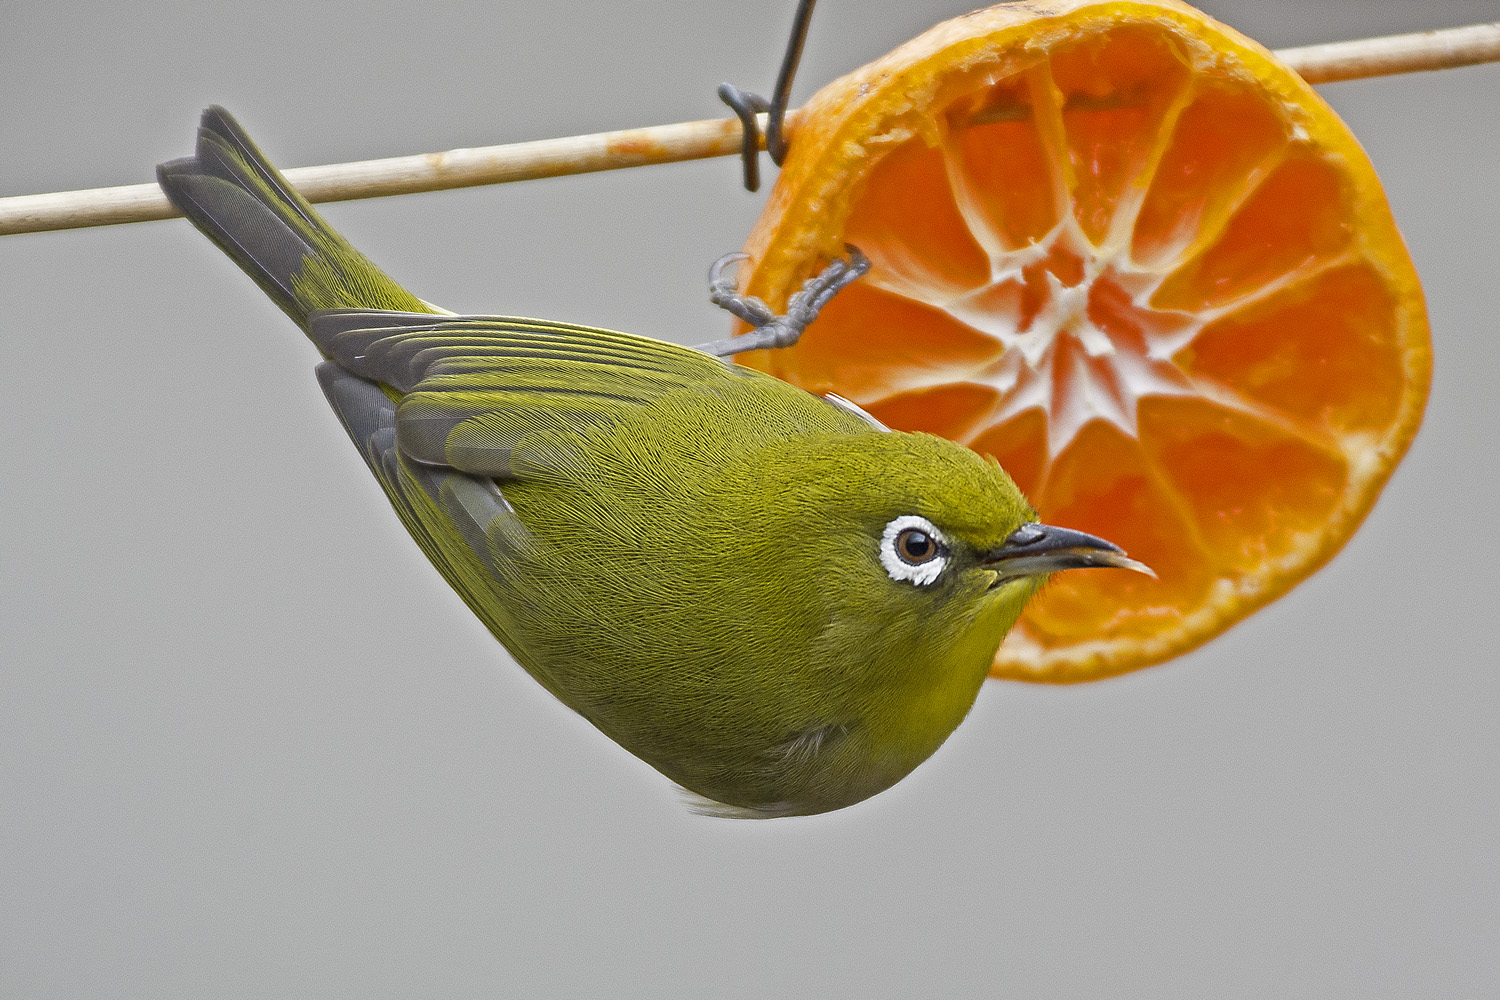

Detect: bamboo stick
0,114,775,237
2,21,1496,238
1277,21,1500,85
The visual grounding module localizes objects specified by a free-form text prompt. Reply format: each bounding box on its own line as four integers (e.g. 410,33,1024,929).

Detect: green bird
157,107,1148,817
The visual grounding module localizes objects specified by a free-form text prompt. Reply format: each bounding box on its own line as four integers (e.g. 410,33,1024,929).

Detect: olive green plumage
158,107,1097,817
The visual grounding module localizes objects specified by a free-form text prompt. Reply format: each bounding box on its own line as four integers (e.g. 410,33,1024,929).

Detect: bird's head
771,426,1148,642
742,423,1150,796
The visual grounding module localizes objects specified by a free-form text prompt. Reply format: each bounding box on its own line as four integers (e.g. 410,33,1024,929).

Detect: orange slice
735,0,1431,682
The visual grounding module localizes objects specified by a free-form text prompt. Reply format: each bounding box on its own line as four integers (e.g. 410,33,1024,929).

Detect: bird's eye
896,528,937,564
880,515,948,586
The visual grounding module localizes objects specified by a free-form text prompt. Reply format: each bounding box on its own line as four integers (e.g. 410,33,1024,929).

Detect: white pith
844,64,1357,468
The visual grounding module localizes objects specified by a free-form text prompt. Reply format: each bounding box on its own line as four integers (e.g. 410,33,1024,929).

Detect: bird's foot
695,245,870,357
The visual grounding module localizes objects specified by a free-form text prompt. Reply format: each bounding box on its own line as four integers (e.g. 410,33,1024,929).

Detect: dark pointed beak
982,522,1155,581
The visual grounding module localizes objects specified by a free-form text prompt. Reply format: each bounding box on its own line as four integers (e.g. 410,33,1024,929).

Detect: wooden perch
2,21,1496,238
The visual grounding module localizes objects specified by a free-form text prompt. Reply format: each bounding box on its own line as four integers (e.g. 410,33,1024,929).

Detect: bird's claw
696,245,870,357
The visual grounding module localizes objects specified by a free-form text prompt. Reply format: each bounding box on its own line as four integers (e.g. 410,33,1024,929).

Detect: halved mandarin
735,0,1431,682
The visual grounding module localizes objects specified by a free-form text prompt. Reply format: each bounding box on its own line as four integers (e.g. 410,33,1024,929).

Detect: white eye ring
880,515,948,586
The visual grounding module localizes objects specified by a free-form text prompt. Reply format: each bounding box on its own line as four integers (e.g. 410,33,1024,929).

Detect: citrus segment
970,409,1050,498
844,141,993,299
1136,395,1349,568
1130,82,1287,266
863,383,1001,442
759,281,1004,402
1024,421,1215,636
1180,263,1405,433
736,0,1430,681
1150,153,1354,313
947,79,1061,249
1049,26,1191,245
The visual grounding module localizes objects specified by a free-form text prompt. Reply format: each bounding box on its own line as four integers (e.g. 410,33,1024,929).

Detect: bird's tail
157,106,432,332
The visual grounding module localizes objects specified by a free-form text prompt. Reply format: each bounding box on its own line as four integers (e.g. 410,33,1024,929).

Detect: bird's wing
313,361,523,573
315,360,563,674
310,309,869,699
308,308,748,478
308,310,777,679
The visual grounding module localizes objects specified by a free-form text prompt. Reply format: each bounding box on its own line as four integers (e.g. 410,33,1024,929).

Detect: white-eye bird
157,107,1148,817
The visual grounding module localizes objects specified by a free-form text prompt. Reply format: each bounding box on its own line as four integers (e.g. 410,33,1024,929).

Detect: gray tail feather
157,106,325,325
159,106,426,329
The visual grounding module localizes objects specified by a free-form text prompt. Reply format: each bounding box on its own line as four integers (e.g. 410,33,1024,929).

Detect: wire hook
717,0,817,192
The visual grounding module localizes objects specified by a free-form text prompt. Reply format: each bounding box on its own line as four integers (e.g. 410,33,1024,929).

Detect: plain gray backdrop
2,0,1496,996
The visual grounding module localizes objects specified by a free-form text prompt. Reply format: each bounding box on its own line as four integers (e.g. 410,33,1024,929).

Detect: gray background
2,0,1496,995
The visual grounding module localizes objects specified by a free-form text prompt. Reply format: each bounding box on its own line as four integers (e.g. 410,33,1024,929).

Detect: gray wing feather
393,393,623,477
309,309,752,479
436,475,516,577
307,309,736,392
315,362,528,576
315,360,397,461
